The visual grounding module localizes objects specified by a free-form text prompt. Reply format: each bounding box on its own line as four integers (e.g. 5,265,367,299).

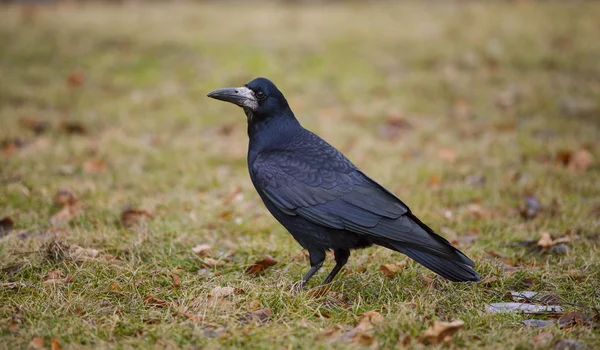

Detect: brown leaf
532,331,553,345
121,209,152,228
421,274,438,287
67,70,85,87
143,294,168,308
50,203,82,226
558,311,589,329
210,286,235,298
378,114,413,140
169,273,181,289
59,121,87,135
51,337,63,350
0,216,14,236
437,148,457,163
29,336,46,349
567,148,593,172
43,270,74,285
421,320,465,345
428,174,441,189
379,261,407,278
245,255,277,274
555,150,573,166
554,339,584,350
53,190,78,207
2,138,27,156
486,249,517,267
203,258,225,267
83,159,107,173
537,232,554,251
20,117,49,135
69,245,101,261
248,299,262,310
191,244,212,257
239,308,272,324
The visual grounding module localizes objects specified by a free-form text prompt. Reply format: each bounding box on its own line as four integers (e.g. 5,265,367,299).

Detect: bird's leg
322,249,350,285
293,250,325,291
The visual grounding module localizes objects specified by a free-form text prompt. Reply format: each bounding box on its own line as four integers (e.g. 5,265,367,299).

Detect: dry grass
1,1,599,349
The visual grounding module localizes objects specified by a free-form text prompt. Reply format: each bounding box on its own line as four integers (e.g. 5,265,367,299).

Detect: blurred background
1,1,600,348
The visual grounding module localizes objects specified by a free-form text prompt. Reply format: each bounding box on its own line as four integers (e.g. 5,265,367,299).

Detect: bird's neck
247,109,301,161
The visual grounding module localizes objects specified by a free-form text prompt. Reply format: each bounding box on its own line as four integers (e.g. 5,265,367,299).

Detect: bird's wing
252,150,409,235
251,149,475,268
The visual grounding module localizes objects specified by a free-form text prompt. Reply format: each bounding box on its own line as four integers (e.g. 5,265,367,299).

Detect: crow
208,78,480,288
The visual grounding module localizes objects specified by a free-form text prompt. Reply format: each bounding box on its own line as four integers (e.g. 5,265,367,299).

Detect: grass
1,1,600,349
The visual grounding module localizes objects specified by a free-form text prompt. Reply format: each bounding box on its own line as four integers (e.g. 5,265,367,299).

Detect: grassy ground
1,1,599,349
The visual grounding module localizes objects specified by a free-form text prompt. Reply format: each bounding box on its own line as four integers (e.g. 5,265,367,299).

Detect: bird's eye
255,91,266,100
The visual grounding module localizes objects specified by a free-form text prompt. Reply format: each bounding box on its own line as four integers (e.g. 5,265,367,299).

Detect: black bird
208,78,480,288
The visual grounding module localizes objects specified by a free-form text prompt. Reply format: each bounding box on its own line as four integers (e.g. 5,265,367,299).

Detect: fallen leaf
421,274,438,287
83,159,107,173
169,273,181,289
50,204,82,226
0,282,26,289
437,148,457,163
558,311,589,329
51,337,63,350
143,294,168,308
69,245,101,261
184,312,203,323
2,138,27,156
53,189,78,207
43,269,74,285
378,114,413,140
0,216,14,236
245,255,277,274
120,209,152,228
203,258,225,267
20,117,49,135
29,336,45,349
537,232,554,251
467,203,490,219
248,299,262,310
567,149,593,172
533,331,554,345
67,70,85,87
487,303,562,314
421,320,465,345
192,244,212,256
59,121,87,135
379,261,407,278
210,286,235,298
427,174,441,189
239,308,272,324
486,249,517,267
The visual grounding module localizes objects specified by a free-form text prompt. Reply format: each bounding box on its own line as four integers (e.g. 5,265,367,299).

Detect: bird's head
207,77,289,122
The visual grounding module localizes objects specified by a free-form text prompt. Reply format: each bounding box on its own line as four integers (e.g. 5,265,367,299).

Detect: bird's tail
393,245,480,282
384,213,480,282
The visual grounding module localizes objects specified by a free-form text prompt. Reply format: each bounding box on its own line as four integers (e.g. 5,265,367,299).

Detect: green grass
1,1,600,349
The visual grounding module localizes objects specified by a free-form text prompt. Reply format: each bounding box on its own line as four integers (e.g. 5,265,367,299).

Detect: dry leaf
50,204,82,226
67,70,85,87
143,295,168,308
0,216,14,236
51,337,63,350
537,232,554,251
69,245,100,261
378,114,413,140
44,269,74,285
83,159,107,173
203,258,225,267
379,261,406,278
421,320,465,345
428,174,441,189
20,117,49,135
54,190,78,207
170,273,181,289
245,255,277,274
210,286,235,298
192,244,212,256
59,121,87,135
567,149,593,172
479,276,498,286
239,308,272,324
437,148,457,163
554,339,584,350
2,138,27,156
248,299,262,310
29,336,45,349
558,311,589,329
121,209,152,228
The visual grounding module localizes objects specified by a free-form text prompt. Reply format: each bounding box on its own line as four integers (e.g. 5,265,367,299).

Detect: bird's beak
207,86,258,110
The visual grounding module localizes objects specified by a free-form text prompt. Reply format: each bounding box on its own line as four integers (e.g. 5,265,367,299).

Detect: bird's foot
291,280,306,292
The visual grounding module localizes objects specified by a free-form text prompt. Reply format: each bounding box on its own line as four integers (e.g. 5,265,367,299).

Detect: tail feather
395,245,480,282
